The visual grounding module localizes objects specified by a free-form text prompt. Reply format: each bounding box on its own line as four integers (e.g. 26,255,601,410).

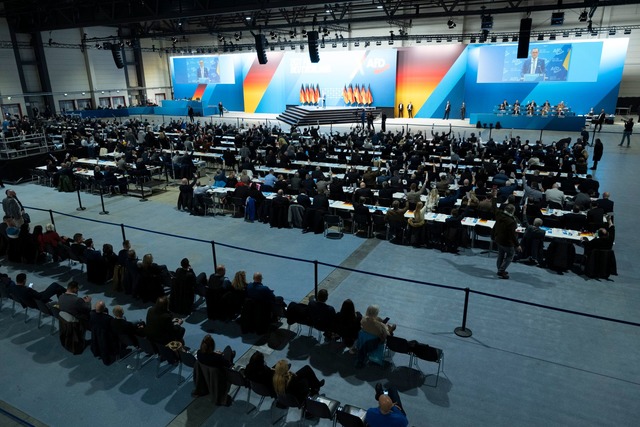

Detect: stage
469,113,587,132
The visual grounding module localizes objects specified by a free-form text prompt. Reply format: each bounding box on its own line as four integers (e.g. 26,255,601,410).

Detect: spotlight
322,27,330,36
575,31,582,37
416,39,421,44
549,34,557,40
490,36,497,43
300,44,304,50
447,36,452,42
609,29,616,36
354,41,360,46
436,38,442,43
280,45,285,50
551,12,565,26
562,31,569,38
375,40,381,46
447,19,456,29
234,32,242,41
301,29,307,37
579,9,588,22
388,40,394,45
624,28,632,35
342,41,347,47
502,36,509,42
290,45,295,50
389,30,394,41
470,36,477,43
269,31,277,40
95,43,101,49
364,41,370,47
289,30,296,38
512,36,519,42
537,34,544,41
332,42,337,48
217,34,223,42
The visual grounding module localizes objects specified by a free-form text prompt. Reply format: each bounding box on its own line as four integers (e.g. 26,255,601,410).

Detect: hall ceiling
2,0,640,37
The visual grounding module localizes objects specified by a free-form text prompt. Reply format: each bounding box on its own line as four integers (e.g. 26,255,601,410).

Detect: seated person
89,300,118,365
244,351,275,395
58,280,92,324
196,334,235,368
582,226,614,259
11,273,65,308
144,296,185,345
170,257,196,316
333,299,362,350
562,205,587,231
517,218,546,265
307,288,336,339
357,305,396,367
272,359,325,402
247,272,276,302
365,382,408,427
111,305,145,349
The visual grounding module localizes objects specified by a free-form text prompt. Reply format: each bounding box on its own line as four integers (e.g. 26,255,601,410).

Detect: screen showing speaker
170,55,236,85
477,42,602,83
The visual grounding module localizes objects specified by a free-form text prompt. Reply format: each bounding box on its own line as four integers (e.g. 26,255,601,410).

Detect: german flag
342,85,349,104
300,84,306,104
314,84,320,104
347,85,354,104
367,85,373,105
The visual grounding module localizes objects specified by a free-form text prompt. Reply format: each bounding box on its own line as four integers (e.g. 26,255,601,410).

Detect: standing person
581,126,591,147
443,100,451,120
381,111,387,132
595,109,606,132
492,202,521,279
188,106,194,123
406,102,413,118
2,189,24,228
460,102,466,120
591,138,603,170
218,101,224,117
619,118,634,147
397,102,403,118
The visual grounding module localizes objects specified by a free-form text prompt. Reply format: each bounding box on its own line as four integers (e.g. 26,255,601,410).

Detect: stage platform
276,105,380,126
470,113,587,132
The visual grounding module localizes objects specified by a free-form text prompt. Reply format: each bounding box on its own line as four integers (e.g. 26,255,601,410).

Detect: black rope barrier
24,205,639,331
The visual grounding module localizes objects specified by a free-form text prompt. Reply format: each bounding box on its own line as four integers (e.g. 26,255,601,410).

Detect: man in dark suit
246,272,275,302
11,273,65,308
111,305,145,347
595,109,606,132
521,48,546,78
308,289,336,339
145,296,185,345
196,60,209,80
596,192,614,213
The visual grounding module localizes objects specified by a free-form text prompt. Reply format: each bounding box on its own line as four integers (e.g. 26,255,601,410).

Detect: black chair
371,213,389,240
411,342,444,387
116,333,142,367
324,215,344,239
336,404,367,427
155,343,180,378
35,299,57,334
305,395,340,426
473,224,495,256
248,380,276,414
177,349,197,385
231,197,245,218
584,249,617,279
273,393,305,425
385,335,415,368
137,336,160,369
225,366,251,404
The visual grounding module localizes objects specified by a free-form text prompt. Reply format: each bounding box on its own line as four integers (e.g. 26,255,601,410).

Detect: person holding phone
365,382,408,427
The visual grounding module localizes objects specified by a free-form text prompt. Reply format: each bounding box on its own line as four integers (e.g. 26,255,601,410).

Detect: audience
272,359,325,402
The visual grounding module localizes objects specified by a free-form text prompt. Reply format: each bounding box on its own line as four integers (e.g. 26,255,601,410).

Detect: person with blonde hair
272,359,324,401
407,201,427,247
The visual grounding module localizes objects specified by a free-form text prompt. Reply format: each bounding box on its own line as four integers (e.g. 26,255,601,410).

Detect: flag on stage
342,85,349,104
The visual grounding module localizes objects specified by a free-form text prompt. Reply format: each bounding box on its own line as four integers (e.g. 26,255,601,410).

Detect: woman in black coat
591,138,603,170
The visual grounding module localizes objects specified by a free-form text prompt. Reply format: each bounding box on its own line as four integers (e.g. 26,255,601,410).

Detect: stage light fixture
270,46,275,51
342,41,347,47
512,36,518,42
364,41,370,47
447,36,452,42
562,31,569,37
447,19,456,29
302,29,307,37
332,42,337,48
537,34,544,41
290,45,295,50
549,34,557,40
269,31,277,40
354,41,360,46
551,12,565,26
609,29,616,35
289,30,296,38
280,45,285,50
234,32,242,41
575,31,582,37
376,40,381,46
388,40,393,45
436,38,442,43
592,30,599,36
502,36,509,42
490,36,497,43
579,9,588,22
624,28,632,35
416,38,422,43
458,36,463,43
300,44,304,50
470,36,477,43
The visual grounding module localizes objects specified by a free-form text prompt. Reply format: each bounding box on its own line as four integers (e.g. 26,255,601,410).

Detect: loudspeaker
255,34,268,64
111,44,125,69
307,30,320,63
517,18,532,59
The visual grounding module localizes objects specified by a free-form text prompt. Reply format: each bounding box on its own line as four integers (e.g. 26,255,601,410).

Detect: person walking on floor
619,118,634,147
492,195,521,279
460,102,466,120
591,138,603,170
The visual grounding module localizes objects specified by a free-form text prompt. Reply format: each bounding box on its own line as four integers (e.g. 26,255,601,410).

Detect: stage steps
276,105,381,126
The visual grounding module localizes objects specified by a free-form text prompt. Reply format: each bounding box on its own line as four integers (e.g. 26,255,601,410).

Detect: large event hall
1,1,639,426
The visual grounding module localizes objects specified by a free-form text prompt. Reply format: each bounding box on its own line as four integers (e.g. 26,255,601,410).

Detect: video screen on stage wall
170,55,236,85
477,42,602,83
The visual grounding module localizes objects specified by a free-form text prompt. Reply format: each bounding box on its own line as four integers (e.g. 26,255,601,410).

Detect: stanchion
454,287,473,337
314,260,318,300
49,209,55,229
76,182,86,211
99,187,109,215
120,224,126,242
211,240,217,268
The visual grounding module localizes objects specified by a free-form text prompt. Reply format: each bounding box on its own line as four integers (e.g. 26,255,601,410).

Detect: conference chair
177,349,197,385
305,395,340,426
371,213,389,240
137,336,160,369
248,380,276,414
35,299,58,334
385,335,415,369
273,393,305,425
473,224,495,256
225,365,251,404
336,404,367,427
410,342,445,387
116,333,142,367
324,214,344,239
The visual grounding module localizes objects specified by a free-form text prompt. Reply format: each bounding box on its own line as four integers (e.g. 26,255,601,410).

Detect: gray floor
1,117,639,427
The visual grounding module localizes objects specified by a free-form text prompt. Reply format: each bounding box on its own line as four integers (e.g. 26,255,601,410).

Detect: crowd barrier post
211,240,217,269
314,260,318,300
75,181,86,211
99,187,109,215
48,209,55,229
120,224,126,242
454,287,473,338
